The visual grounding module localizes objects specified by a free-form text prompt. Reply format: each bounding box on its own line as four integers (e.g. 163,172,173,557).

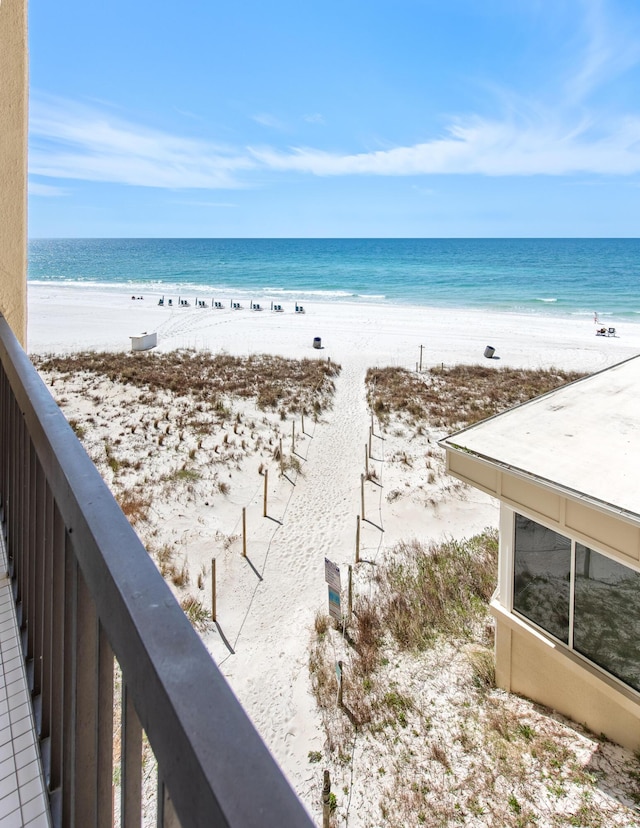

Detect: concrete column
0,0,29,346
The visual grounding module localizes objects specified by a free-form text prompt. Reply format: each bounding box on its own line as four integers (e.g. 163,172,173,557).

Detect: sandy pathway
205,356,371,816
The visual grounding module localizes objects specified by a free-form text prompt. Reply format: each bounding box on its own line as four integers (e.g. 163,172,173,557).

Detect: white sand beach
28,285,640,826
28,284,640,371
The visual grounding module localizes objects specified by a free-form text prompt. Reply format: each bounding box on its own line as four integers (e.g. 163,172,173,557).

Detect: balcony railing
0,315,313,827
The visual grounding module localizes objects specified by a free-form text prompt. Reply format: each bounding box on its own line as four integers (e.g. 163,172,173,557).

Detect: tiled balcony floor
0,533,50,827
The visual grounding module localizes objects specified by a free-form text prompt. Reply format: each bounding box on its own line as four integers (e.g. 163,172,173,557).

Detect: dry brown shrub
33,350,342,418
180,595,210,631
366,364,586,430
172,560,190,587
467,645,496,691
429,741,450,769
309,638,337,712
314,611,329,637
116,490,150,526
152,544,177,580
352,596,383,676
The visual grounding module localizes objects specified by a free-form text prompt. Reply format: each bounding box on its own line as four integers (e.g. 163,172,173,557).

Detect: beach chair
295,303,305,314
158,297,164,306
168,299,173,306
608,327,616,337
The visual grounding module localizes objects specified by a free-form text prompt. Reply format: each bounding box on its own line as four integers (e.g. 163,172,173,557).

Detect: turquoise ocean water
28,238,640,320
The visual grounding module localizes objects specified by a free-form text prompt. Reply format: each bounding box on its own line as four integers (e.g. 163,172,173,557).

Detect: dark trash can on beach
313,337,322,349
484,345,495,359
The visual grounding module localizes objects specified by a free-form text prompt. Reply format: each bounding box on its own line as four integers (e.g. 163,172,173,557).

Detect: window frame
509,509,640,695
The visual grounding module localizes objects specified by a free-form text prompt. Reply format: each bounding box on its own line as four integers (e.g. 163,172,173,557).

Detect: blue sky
28,0,640,237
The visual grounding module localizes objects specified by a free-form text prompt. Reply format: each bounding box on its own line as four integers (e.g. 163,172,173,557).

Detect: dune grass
32,349,342,634
32,348,342,524
366,364,586,430
377,533,498,650
310,531,640,827
33,348,341,417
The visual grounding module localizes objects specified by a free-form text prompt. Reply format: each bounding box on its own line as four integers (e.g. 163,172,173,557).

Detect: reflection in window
574,545,640,693
513,515,571,643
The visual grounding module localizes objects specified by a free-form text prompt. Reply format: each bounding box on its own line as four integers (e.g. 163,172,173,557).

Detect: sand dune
29,286,640,826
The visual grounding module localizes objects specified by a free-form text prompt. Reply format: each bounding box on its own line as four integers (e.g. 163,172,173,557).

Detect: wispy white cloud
251,3,640,180
251,114,640,177
30,96,256,189
252,112,285,130
28,2,640,197
31,95,640,189
28,180,69,197
565,0,640,102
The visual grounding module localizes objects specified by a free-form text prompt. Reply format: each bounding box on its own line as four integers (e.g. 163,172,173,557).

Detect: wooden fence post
242,507,247,557
211,559,216,621
360,473,365,521
263,469,268,517
322,770,331,828
356,515,360,563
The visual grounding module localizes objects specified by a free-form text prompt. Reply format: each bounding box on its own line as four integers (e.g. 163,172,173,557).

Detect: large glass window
513,515,571,643
574,545,640,693
513,514,640,694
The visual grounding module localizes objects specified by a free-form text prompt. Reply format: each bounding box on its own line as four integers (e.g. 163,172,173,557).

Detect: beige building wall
445,447,640,751
493,607,640,752
0,0,28,346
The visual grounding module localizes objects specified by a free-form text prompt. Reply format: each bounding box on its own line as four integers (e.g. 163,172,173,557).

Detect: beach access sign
325,558,341,621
